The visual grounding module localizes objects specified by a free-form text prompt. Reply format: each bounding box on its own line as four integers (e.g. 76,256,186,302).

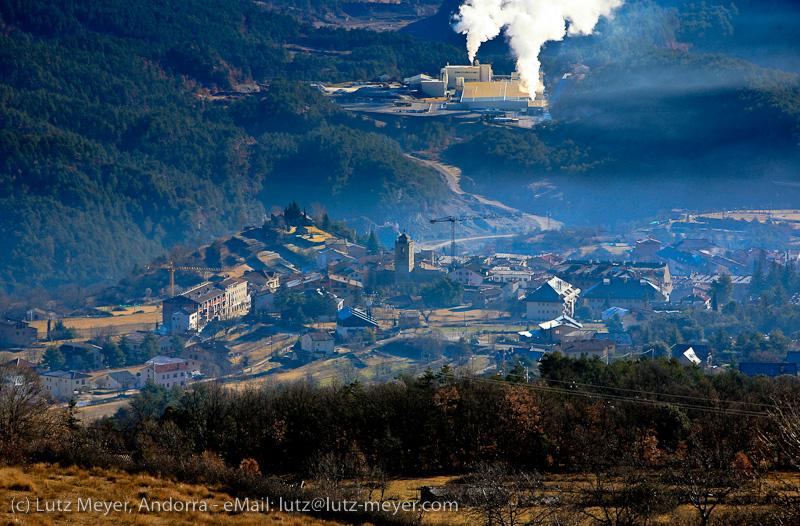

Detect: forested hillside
0,0,459,289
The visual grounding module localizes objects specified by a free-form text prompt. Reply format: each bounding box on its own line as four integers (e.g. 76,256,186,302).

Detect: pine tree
750,260,766,296
140,331,160,362
366,231,382,255
42,346,66,371
101,341,126,368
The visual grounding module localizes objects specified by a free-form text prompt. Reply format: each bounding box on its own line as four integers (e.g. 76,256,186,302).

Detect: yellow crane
144,261,226,298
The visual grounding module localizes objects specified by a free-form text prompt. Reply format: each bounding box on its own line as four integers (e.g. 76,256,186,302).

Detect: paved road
407,154,466,196
406,153,560,230
418,233,519,250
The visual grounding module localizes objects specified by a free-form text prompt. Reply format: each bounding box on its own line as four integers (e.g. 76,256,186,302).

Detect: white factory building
405,62,547,112
406,62,493,98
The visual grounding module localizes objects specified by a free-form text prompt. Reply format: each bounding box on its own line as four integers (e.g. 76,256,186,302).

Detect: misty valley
3,0,800,525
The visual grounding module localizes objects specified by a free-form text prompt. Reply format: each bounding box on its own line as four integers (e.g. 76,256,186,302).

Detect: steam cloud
453,0,623,94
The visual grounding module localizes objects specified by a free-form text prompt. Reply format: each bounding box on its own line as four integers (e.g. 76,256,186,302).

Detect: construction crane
144,261,226,298
430,212,521,267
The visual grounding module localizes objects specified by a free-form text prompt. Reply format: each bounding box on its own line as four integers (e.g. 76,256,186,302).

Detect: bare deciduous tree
665,443,751,526
448,462,559,526
760,398,800,522
580,465,674,526
0,365,60,460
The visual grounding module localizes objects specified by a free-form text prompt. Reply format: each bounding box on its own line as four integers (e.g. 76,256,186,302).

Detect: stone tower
394,232,414,282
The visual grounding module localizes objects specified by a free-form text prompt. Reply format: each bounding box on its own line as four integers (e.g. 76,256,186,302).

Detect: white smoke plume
453,0,623,94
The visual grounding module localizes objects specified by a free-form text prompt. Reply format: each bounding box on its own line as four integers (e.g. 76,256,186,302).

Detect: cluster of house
450,257,672,313
1,330,243,400
3,354,192,399
155,224,785,343
506,324,718,372
289,306,380,362
481,253,750,366
636,237,778,279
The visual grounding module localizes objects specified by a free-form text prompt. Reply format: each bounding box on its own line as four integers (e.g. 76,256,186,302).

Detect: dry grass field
0,464,787,526
28,309,161,338
76,399,131,423
695,209,800,226
0,464,347,526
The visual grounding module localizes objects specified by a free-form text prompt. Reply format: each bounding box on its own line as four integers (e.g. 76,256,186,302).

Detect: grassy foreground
0,464,345,526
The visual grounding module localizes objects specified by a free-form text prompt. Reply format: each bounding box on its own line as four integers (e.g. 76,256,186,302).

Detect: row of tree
4,356,800,525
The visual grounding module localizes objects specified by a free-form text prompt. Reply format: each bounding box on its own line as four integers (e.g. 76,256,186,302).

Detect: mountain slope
0,0,461,290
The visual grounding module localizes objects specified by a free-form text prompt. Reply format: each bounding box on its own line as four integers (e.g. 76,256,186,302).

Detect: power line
463,376,772,418
210,363,776,418
538,377,776,410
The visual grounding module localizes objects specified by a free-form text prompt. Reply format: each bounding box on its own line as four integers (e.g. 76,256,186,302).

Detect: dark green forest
0,0,459,289
4,0,800,289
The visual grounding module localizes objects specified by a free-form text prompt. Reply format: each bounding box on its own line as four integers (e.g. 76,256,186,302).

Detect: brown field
696,209,800,225
76,399,131,423
423,306,516,327
1,463,790,526
28,309,161,338
94,305,160,316
0,464,346,526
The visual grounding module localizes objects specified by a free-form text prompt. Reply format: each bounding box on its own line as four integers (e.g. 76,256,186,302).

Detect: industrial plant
318,60,550,126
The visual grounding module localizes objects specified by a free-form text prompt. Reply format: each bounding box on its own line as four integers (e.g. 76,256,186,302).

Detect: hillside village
3,202,800,415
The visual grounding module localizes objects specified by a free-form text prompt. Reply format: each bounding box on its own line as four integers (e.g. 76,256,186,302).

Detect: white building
42,370,92,399
525,277,581,321
449,264,486,287
441,63,493,89
143,356,191,389
91,370,138,391
171,309,198,332
677,347,702,366
218,276,249,318
300,332,336,355
252,287,276,313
